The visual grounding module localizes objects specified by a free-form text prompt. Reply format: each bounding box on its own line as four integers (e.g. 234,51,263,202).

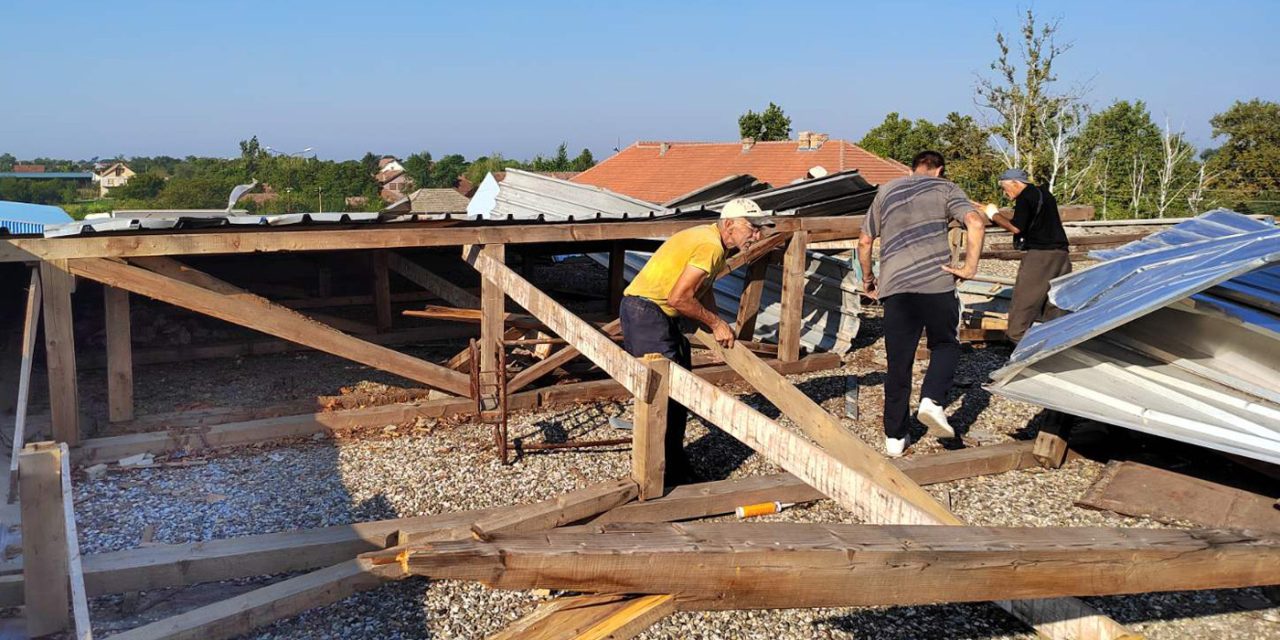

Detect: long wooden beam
385,251,480,309
0,216,852,262
66,257,471,396
399,522,1280,609
490,593,675,640
40,260,80,444
692,331,1130,639
8,269,41,502
465,250,939,525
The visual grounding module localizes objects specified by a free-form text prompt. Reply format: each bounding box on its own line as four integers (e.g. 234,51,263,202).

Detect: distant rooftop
0,171,95,180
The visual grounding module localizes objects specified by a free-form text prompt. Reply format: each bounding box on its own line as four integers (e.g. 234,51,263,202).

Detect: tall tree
738,102,792,141
1072,100,1163,218
0,153,14,171
570,148,595,172
976,10,1083,184
936,113,1003,201
403,151,433,187
858,113,941,165
428,154,468,188
238,136,262,180
360,152,380,177
1205,99,1280,213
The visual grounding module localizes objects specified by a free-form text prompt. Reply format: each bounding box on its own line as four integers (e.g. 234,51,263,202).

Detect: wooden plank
385,251,480,309
105,559,393,640
777,230,807,362
1033,411,1073,469
20,442,70,637
371,250,393,332
1077,460,1280,532
691,330,955,523
734,259,769,340
59,443,92,640
0,216,854,262
465,251,938,525
469,479,638,541
104,285,135,423
400,522,1280,609
480,244,506,383
8,270,40,502
68,257,471,396
40,260,80,444
631,355,669,501
490,593,675,640
608,243,627,316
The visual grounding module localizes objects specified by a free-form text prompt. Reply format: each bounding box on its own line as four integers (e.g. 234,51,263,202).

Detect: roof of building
0,200,73,235
96,161,132,175
12,164,45,173
570,140,909,203
376,169,406,184
406,188,471,214
378,157,399,168
0,172,95,180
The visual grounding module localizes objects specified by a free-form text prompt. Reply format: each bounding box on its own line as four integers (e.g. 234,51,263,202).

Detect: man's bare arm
857,230,878,300
941,211,986,280
669,265,735,346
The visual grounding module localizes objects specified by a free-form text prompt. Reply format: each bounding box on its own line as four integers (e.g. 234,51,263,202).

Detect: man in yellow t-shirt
619,198,774,485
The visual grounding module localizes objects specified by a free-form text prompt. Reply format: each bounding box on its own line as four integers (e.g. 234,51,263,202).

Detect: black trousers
1007,249,1072,343
618,296,693,477
881,291,961,440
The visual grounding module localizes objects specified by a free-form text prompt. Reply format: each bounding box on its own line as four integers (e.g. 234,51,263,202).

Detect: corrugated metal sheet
490,169,672,221
988,211,1280,465
1088,209,1274,260
591,249,861,353
0,200,72,235
43,211,383,236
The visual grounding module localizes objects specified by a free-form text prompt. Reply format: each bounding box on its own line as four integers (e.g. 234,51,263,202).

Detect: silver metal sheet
1088,209,1274,261
491,169,672,221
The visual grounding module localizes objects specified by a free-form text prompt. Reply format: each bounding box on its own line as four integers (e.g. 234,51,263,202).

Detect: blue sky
2,0,1276,162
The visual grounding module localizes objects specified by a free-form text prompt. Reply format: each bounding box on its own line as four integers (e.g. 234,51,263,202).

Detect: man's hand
711,319,736,348
941,262,978,280
863,275,879,301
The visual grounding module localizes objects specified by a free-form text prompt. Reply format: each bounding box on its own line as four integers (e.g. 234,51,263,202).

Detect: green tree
738,102,792,141
427,154,468,188
113,172,166,199
1205,99,1280,214
858,113,941,165
463,153,514,188
403,151,432,187
570,148,595,172
1072,100,1163,218
359,152,380,177
239,136,262,180
937,113,1002,202
0,153,14,171
158,176,238,209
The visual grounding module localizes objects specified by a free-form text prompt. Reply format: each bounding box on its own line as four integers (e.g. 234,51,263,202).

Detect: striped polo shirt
864,175,974,299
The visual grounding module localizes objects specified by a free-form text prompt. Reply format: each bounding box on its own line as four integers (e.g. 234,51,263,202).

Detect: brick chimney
741,137,755,152
659,142,670,156
811,133,829,150
797,131,812,150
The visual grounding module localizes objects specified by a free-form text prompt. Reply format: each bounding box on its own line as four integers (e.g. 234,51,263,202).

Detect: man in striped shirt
857,150,987,457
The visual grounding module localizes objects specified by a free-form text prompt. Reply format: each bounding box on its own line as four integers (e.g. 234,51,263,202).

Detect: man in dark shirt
986,168,1071,342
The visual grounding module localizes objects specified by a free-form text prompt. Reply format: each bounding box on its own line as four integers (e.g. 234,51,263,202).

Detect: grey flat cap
998,168,1031,184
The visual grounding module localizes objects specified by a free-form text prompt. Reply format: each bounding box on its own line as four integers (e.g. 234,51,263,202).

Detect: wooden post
104,285,134,422
40,260,80,445
734,258,769,340
778,231,808,362
608,243,627,317
20,441,70,637
1033,410,1074,469
480,244,506,379
8,269,41,502
632,354,670,501
371,250,392,333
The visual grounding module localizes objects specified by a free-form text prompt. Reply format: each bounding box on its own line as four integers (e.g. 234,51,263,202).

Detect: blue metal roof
0,200,73,235
0,172,94,180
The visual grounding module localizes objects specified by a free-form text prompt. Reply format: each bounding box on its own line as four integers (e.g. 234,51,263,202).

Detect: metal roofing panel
1088,209,1274,261
491,169,672,221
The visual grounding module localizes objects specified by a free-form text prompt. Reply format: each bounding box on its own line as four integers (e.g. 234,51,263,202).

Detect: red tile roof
570,140,910,204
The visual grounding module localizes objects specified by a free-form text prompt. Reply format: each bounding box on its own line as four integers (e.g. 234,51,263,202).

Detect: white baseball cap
719,198,776,227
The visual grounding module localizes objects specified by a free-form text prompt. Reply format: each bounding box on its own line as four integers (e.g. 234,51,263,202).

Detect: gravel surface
36,260,1280,638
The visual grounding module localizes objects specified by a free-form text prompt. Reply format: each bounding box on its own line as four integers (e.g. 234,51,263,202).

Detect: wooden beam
20,442,70,637
1033,411,1073,468
40,259,80,445
469,479,638,541
68,257,471,396
371,250,393,332
104,285,135,422
0,216,856,262
385,251,480,309
59,443,92,640
631,355,669,501
490,594,675,640
8,269,40,502
105,559,395,640
734,259,769,340
691,330,955,523
777,230,807,362
608,243,627,316
480,244,506,383
465,250,940,525
400,522,1280,609
507,320,621,393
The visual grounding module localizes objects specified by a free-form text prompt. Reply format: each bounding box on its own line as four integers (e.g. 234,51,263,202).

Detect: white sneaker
885,436,908,458
917,398,955,438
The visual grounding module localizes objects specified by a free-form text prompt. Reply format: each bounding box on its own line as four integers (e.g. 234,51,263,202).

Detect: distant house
95,162,136,197
570,133,909,204
377,157,406,174
385,188,471,215
377,170,414,203
0,200,72,235
13,164,46,173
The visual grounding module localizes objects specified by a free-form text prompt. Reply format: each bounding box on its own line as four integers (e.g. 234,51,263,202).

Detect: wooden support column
104,285,135,422
479,244,506,380
608,242,627,316
40,259,80,445
632,354,669,501
1033,410,1074,469
778,230,807,362
371,250,392,333
8,269,41,502
734,258,769,340
20,442,70,637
